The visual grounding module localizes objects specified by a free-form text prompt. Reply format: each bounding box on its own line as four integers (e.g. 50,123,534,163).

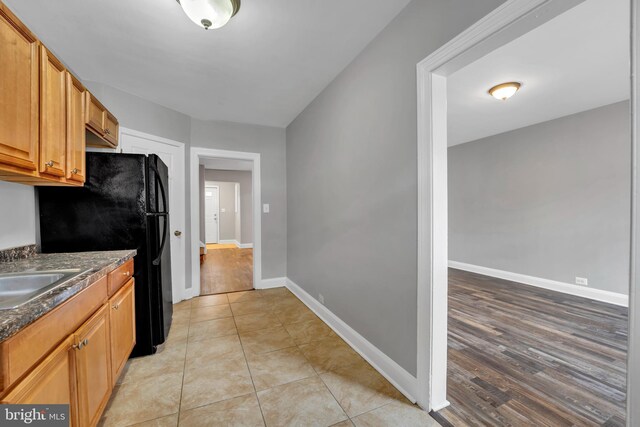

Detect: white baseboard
218,240,253,249
449,261,629,307
285,278,418,403
258,277,287,289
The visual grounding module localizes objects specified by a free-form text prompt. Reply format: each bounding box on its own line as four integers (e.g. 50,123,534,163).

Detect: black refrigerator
38,152,173,357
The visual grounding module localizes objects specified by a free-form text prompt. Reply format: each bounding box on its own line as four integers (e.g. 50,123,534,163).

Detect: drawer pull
112,303,120,310
46,160,54,167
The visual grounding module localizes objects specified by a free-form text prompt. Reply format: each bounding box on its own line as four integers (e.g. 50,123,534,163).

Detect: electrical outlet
575,277,588,286
318,294,325,304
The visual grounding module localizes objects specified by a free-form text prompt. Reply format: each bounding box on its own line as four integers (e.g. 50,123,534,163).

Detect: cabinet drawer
0,276,108,392
108,259,133,296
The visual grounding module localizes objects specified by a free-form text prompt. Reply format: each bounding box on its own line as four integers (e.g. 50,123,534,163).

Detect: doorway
189,147,263,299
204,185,220,244
200,167,254,295
120,128,186,303
415,0,636,423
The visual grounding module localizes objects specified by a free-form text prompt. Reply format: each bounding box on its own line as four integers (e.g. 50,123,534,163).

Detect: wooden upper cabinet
85,92,106,137
74,304,112,427
104,112,119,146
0,4,39,172
109,279,135,385
39,45,66,178
66,73,85,183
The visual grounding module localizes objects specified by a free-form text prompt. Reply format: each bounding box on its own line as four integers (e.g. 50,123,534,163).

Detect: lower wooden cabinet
74,304,112,427
1,335,76,408
109,279,136,384
0,276,136,427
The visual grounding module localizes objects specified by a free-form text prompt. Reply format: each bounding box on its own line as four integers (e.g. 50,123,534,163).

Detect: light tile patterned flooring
100,287,438,426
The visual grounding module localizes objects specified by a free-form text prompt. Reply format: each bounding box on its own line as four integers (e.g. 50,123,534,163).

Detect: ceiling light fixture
488,82,521,101
177,0,240,30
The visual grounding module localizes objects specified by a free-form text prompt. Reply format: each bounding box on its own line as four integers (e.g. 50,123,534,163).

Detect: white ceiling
4,0,411,128
448,0,630,146
200,158,253,171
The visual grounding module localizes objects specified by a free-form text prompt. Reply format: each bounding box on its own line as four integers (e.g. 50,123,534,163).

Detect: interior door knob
174,230,182,237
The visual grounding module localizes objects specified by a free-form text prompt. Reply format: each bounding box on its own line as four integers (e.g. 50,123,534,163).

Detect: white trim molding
259,277,286,289
286,278,419,403
218,239,238,245
190,147,262,298
449,261,629,307
628,2,639,424
416,0,586,411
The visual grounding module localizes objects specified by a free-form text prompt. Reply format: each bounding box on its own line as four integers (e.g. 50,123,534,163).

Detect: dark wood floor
431,269,628,427
200,246,253,295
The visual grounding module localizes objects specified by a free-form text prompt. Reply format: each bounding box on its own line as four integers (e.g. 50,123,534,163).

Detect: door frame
189,147,263,296
415,0,638,415
119,127,187,303
204,184,220,244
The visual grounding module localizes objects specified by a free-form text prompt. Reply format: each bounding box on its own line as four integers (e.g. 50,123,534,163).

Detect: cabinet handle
104,128,110,134
124,271,130,277
73,342,84,350
72,168,79,174
83,338,89,347
46,160,54,167
113,303,119,310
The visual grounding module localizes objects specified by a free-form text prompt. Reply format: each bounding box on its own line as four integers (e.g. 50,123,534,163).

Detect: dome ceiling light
488,82,521,101
177,0,241,30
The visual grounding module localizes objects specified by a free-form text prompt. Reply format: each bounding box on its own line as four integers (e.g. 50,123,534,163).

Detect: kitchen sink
0,269,84,310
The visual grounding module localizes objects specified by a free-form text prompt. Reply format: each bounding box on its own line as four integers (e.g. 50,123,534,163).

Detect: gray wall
204,170,253,245
190,120,286,279
83,81,191,144
0,182,36,250
286,0,504,375
205,181,237,241
449,101,631,295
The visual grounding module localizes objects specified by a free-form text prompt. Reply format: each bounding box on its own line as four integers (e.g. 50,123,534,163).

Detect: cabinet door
104,113,118,147
0,5,38,171
109,279,135,384
66,73,85,183
39,46,66,177
74,304,112,427
85,92,106,136
1,335,77,424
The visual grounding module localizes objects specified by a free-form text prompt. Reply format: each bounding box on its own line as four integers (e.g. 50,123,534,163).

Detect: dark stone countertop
0,250,136,342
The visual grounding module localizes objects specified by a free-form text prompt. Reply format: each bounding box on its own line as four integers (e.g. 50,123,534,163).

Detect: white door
120,128,186,303
205,186,219,243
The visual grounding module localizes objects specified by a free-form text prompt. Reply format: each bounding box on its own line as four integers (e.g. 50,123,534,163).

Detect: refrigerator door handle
152,212,169,266
149,162,168,214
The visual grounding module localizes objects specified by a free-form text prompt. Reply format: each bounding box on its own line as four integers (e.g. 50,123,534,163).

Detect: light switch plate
263,204,270,213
